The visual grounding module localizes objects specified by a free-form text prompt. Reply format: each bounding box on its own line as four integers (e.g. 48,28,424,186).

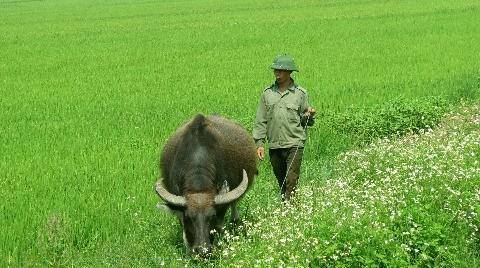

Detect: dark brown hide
155,114,257,256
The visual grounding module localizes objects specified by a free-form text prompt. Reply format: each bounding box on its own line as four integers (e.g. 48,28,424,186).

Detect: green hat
270,54,299,72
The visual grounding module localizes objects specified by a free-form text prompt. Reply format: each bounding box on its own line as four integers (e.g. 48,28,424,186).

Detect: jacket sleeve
252,94,267,147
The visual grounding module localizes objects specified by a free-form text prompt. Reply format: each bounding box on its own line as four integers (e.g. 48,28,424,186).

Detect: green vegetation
1,0,479,267
326,96,451,144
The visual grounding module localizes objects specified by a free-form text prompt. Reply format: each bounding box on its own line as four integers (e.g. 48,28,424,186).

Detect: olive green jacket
252,80,314,149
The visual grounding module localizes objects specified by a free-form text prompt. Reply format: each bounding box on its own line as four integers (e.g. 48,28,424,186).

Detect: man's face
273,69,292,83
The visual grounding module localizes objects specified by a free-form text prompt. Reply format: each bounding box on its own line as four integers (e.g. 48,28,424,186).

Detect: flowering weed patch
206,106,479,267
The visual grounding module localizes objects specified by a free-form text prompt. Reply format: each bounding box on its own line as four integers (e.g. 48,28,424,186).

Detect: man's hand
257,146,265,161
306,106,316,118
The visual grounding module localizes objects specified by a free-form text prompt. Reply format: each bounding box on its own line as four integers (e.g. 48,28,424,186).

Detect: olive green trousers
269,147,304,201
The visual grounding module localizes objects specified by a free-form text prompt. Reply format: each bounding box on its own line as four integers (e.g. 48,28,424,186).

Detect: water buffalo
154,113,257,256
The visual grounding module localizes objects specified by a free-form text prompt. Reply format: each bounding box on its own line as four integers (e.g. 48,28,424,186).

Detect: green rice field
1,0,479,266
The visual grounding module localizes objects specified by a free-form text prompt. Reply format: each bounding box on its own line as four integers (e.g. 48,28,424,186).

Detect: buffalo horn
154,179,187,207
214,169,248,205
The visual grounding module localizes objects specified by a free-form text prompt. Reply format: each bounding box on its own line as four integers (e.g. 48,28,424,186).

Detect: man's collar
274,78,296,92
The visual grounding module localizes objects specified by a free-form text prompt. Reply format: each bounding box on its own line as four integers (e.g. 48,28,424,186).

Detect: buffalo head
155,169,249,256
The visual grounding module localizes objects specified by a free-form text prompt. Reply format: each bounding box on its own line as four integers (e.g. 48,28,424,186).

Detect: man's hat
270,54,299,72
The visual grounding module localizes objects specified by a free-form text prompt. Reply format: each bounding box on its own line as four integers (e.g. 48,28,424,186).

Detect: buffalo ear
154,178,187,207
214,169,248,205
219,180,230,194
156,203,183,217
156,203,172,213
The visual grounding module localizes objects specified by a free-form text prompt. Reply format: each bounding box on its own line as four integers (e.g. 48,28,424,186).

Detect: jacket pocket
286,103,300,122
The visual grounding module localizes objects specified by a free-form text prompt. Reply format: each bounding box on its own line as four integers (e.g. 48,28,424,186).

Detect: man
252,54,316,201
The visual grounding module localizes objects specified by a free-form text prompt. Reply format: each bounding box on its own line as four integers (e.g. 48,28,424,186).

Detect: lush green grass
1,0,479,267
